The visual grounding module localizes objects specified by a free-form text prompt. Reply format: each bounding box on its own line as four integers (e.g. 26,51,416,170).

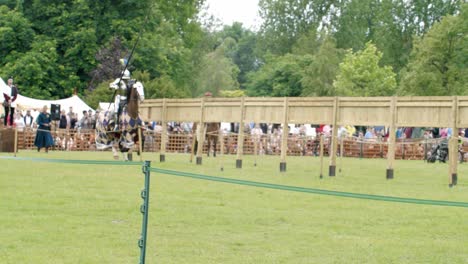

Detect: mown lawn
1,150,467,263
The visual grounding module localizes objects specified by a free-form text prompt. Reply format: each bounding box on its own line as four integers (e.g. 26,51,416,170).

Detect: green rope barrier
0,156,143,166
2,155,466,208
150,168,468,208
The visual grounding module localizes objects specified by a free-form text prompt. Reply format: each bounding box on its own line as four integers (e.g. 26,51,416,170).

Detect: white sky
205,0,262,30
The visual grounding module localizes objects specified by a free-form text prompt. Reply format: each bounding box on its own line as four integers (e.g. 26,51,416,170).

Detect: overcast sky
205,0,262,30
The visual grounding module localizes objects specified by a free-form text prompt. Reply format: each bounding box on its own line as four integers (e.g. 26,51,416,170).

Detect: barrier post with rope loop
329,97,339,176
386,96,397,179
449,96,458,187
279,97,289,172
236,97,246,169
160,99,167,162
219,131,225,171
196,98,206,165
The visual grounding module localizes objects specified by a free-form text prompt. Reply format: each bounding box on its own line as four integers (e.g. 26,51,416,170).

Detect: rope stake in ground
150,167,468,208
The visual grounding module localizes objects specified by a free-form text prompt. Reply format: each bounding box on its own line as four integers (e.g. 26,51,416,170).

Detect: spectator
79,110,90,130
403,127,413,139
88,109,97,129
23,110,34,128
440,127,448,138
260,123,268,134
70,113,78,129
3,77,18,127
59,110,69,129
34,105,54,153
180,122,192,133
432,127,440,138
364,127,375,140
67,106,74,121
14,111,25,131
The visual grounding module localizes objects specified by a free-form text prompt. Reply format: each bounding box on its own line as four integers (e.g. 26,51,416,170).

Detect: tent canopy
15,94,94,119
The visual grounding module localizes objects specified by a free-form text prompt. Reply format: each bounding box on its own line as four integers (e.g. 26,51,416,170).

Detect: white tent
98,102,115,112
15,94,94,119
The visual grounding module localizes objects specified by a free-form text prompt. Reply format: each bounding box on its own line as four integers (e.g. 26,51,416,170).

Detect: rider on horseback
109,69,145,131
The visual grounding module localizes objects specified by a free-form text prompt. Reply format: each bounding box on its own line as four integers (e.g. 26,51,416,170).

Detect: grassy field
1,150,468,263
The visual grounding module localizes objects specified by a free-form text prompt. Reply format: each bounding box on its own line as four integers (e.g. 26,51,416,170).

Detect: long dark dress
34,112,54,149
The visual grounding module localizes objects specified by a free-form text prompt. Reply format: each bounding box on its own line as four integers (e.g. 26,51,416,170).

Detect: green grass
1,151,468,263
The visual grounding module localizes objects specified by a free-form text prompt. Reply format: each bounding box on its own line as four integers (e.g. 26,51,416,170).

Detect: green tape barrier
2,156,466,208
150,168,468,208
0,156,143,166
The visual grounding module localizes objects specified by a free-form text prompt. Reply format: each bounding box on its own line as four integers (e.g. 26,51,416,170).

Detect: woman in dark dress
34,105,54,152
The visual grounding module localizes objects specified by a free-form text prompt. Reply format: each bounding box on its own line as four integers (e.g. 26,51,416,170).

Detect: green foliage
0,0,465,100
194,38,240,97
133,71,190,99
1,36,62,99
0,6,35,62
258,0,334,55
300,35,344,96
0,0,205,100
83,82,113,110
247,53,313,97
219,89,246,97
399,5,468,96
334,42,397,96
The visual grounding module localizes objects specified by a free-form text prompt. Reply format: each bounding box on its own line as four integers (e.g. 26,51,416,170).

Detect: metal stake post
139,161,151,264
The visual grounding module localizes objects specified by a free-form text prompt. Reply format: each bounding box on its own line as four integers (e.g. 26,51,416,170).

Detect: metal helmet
121,69,131,80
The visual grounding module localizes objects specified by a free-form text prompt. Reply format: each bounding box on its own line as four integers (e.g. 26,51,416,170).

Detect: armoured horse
95,81,145,160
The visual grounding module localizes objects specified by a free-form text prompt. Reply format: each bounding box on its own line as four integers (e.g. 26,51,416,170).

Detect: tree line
0,0,466,108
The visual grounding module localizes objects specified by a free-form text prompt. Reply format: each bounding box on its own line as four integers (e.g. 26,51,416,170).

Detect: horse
95,81,145,160
191,122,220,159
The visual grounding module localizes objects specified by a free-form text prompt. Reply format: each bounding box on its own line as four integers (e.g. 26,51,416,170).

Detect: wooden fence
139,96,468,185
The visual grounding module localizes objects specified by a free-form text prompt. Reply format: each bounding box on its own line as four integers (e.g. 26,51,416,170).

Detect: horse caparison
95,83,144,160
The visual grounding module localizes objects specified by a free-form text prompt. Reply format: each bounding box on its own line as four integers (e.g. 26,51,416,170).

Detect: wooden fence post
236,97,246,168
196,98,206,165
386,96,397,179
160,98,167,162
220,132,225,171
280,97,289,172
329,97,339,176
449,96,458,187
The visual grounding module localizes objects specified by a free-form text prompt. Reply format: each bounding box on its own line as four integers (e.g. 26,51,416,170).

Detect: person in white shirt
14,111,25,131
2,77,18,127
23,109,34,128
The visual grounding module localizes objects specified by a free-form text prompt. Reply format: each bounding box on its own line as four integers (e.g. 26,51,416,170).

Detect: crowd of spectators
0,106,99,151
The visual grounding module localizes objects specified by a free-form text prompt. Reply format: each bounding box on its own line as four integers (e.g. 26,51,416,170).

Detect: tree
0,0,206,99
399,4,468,96
1,36,60,99
247,53,313,97
258,0,334,55
194,38,240,97
214,23,259,89
332,0,463,75
0,6,35,63
334,42,397,96
301,35,343,96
